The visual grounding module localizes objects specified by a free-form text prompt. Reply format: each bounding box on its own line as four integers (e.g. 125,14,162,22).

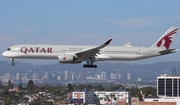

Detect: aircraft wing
75,39,112,61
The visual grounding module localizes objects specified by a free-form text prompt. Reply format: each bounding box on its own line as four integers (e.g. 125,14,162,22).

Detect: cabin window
7,48,11,51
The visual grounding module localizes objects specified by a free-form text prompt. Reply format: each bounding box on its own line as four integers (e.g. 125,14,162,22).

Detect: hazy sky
0,1,180,64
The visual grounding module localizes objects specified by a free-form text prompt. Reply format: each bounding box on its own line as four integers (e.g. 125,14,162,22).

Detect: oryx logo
156,28,178,49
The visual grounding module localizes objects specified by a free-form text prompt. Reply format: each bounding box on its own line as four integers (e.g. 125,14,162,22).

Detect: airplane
2,26,179,68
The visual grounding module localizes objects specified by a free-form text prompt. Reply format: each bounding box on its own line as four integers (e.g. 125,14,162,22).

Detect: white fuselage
2,44,164,61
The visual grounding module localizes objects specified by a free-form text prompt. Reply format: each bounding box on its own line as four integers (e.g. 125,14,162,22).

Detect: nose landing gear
10,58,15,66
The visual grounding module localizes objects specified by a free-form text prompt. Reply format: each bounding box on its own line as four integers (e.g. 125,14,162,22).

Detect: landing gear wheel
83,64,87,68
83,63,97,68
10,58,15,66
11,63,15,66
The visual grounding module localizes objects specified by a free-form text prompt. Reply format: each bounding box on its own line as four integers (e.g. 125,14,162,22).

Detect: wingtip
104,39,113,45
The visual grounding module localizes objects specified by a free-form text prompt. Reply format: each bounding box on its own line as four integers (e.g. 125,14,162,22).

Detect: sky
0,1,180,65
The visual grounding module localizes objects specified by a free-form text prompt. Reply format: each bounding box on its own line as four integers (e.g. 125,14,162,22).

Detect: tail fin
151,27,178,49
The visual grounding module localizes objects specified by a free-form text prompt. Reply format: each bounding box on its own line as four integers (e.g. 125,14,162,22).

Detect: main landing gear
10,58,15,66
83,61,97,68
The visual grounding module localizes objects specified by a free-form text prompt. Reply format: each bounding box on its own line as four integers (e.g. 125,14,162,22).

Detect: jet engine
58,53,80,64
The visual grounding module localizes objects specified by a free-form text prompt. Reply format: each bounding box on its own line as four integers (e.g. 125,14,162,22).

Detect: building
16,73,20,81
144,97,179,105
57,76,61,81
33,73,38,81
95,74,101,80
3,73,10,83
78,72,84,80
72,91,130,104
71,72,75,80
101,71,106,80
44,72,49,80
72,92,86,104
9,86,19,92
143,74,180,105
110,73,114,80
127,73,131,80
157,74,180,97
64,70,69,80
22,75,28,83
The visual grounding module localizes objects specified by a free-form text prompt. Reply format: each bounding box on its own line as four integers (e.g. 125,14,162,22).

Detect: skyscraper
96,74,101,80
110,73,114,80
78,72,84,80
65,70,69,80
57,76,61,81
45,72,49,80
127,73,130,80
101,71,106,80
157,74,180,97
4,73,10,83
16,73,20,81
71,72,75,80
22,76,28,83
33,73,38,81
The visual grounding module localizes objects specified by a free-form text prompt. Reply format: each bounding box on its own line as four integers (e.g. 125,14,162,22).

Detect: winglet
104,39,113,45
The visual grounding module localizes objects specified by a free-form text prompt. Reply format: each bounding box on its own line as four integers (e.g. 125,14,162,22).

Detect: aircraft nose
2,52,7,57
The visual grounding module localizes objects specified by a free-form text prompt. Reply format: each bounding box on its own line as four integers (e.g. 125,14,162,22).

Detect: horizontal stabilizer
157,49,177,55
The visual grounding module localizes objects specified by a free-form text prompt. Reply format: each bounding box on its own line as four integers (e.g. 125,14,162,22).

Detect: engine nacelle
58,53,80,64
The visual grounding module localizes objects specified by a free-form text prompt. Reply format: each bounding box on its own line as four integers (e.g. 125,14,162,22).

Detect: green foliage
105,84,124,91
1,90,21,104
43,101,54,105
7,80,14,88
141,86,157,96
44,84,50,88
128,86,157,100
67,83,73,92
27,80,35,93
0,81,157,105
94,84,104,91
19,82,23,90
96,99,101,105
129,86,141,97
0,81,4,89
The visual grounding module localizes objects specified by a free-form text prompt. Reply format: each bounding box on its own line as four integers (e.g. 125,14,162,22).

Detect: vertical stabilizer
151,27,178,49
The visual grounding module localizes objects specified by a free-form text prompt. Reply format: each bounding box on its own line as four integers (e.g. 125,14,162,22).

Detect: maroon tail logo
156,29,178,49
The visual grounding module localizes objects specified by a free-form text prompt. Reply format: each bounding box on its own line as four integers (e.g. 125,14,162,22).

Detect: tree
27,80,35,93
0,81,4,88
19,82,23,90
7,80,14,88
67,84,73,92
95,85,104,91
44,84,50,88
129,86,140,97
96,99,101,105
142,87,157,96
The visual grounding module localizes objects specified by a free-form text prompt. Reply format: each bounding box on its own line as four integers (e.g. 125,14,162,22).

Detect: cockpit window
7,48,11,51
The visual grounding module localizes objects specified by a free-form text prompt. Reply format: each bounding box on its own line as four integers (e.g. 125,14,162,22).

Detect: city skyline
0,60,179,87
